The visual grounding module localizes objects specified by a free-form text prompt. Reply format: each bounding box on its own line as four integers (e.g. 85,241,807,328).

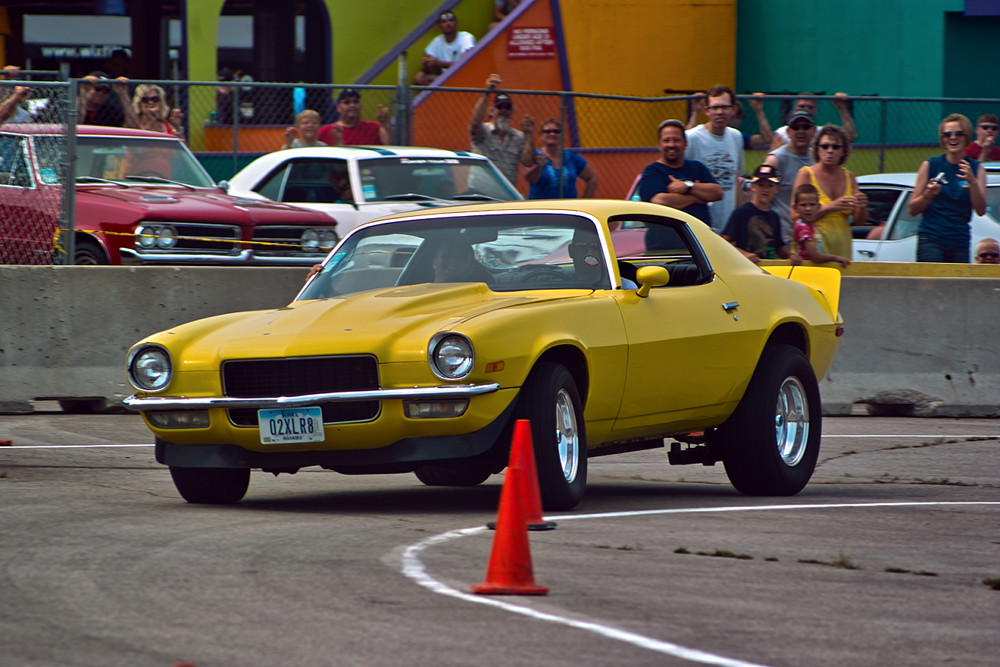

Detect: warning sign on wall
507,27,556,59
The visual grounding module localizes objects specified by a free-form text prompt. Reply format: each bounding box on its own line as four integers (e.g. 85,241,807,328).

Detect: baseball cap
337,88,361,102
786,109,815,127
750,163,781,184
494,92,512,107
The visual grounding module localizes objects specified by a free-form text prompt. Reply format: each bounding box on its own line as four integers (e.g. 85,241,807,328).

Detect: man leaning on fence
469,74,533,186
77,72,133,127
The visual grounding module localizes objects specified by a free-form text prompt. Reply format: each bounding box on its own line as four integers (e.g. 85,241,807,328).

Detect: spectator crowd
2,2,998,267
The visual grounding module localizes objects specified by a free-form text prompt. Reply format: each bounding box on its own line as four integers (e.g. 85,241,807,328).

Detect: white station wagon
225,146,522,241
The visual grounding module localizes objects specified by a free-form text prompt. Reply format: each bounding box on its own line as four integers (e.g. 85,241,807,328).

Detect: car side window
861,187,900,228
890,192,921,241
608,214,710,288
985,185,1000,221
0,135,33,188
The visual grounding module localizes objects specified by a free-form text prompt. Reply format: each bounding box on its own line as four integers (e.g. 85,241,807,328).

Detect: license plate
258,407,324,445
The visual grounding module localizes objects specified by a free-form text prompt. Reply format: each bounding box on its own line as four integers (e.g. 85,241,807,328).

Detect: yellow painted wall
561,0,736,96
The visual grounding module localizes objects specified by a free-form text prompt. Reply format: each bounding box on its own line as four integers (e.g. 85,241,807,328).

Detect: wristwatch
684,180,694,194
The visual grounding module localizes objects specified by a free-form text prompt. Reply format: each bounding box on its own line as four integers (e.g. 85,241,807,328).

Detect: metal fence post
878,99,887,174
60,80,78,265
396,52,411,146
232,85,240,176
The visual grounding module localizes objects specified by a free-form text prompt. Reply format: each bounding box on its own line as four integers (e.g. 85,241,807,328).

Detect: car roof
0,124,182,139
360,198,693,225
260,145,489,160
858,171,1000,186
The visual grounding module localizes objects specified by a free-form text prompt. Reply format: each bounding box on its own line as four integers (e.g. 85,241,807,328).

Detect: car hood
166,283,584,362
77,185,332,223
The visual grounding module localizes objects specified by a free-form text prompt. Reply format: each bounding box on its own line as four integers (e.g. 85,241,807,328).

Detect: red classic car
0,125,338,265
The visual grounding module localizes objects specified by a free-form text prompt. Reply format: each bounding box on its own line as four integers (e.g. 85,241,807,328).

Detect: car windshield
297,212,612,299
261,156,520,206
357,157,518,202
36,135,216,188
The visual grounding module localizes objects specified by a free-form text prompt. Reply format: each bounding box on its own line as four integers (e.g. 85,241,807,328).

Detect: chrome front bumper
124,383,501,411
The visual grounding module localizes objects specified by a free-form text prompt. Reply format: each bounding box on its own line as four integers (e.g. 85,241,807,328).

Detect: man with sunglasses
76,71,131,127
469,74,533,186
771,92,857,150
965,114,1000,162
974,238,1000,264
763,109,817,243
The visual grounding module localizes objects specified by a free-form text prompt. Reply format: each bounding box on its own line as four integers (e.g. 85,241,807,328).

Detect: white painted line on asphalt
0,444,153,449
401,501,1000,666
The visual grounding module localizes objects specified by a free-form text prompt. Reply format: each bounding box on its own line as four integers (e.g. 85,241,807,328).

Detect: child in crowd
721,163,799,264
792,183,851,267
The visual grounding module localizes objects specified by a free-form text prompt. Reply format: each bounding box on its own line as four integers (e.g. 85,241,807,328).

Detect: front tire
718,344,821,496
518,362,587,511
169,466,250,504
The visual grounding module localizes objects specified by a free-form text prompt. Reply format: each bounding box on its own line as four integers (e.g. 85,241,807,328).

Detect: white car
225,146,522,239
854,172,1000,262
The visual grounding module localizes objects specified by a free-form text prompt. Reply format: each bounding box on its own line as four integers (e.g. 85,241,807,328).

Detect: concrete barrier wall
1,266,998,417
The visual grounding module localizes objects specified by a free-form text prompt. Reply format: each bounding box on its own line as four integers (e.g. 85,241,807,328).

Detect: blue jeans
916,234,969,263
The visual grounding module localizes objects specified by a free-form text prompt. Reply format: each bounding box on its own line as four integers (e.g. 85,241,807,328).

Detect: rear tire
517,362,587,511
718,344,821,496
169,466,250,504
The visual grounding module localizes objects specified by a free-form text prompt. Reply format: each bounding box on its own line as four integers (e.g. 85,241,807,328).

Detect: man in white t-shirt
684,84,745,233
415,11,477,85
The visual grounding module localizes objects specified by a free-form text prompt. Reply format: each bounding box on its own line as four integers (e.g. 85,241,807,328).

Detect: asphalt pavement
0,411,997,666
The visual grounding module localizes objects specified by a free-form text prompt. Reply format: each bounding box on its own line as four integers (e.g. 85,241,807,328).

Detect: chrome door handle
858,250,875,258
722,301,739,312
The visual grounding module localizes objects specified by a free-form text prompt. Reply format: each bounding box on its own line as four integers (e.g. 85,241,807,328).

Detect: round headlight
301,228,321,250
319,228,339,249
136,225,157,248
128,346,172,391
156,225,177,249
430,334,474,380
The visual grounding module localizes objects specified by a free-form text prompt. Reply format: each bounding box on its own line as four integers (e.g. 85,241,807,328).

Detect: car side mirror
635,266,670,298
217,180,229,193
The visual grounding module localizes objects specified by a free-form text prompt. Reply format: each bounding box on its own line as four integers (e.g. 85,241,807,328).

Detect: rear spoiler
762,265,841,318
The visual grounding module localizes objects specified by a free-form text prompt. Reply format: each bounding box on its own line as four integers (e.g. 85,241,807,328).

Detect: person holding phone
908,113,986,263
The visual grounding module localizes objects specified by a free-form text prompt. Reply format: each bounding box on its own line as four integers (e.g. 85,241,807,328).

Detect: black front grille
223,355,380,426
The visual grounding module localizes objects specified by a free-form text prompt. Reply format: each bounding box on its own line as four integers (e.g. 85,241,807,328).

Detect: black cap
750,163,781,183
786,109,815,127
338,88,361,102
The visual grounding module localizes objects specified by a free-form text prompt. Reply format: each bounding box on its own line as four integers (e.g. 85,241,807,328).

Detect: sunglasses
541,129,561,134
789,123,813,131
706,104,732,112
980,124,999,131
941,131,967,138
818,143,843,150
978,252,999,259
93,86,111,94
141,96,161,104
494,102,512,111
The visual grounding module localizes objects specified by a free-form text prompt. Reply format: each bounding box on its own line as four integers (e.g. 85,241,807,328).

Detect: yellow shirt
801,166,853,258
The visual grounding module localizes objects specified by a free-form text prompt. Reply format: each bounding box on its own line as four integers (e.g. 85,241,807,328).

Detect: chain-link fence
4,72,1000,265
0,80,72,265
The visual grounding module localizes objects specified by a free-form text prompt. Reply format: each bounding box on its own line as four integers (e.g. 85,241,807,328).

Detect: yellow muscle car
124,200,844,510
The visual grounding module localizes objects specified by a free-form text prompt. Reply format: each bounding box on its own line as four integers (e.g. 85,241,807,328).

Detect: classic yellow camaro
125,200,843,510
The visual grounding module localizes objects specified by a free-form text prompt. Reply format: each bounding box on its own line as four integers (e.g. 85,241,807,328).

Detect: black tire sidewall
721,344,821,496
517,362,587,511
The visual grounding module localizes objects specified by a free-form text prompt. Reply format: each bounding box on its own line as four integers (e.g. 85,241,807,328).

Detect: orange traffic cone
472,425,549,596
487,420,556,531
